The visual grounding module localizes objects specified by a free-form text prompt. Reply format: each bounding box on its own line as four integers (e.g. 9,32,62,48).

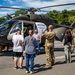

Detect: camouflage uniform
42,31,55,66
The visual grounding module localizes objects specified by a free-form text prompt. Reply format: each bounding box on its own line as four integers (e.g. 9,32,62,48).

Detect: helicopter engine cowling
53,27,67,41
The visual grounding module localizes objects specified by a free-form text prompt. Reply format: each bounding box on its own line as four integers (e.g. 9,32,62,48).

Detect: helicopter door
23,22,34,37
7,22,23,40
35,22,47,37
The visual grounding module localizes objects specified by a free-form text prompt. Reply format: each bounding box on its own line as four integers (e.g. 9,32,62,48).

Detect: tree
46,10,63,24
0,17,6,24
15,9,28,17
68,16,75,24
46,10,75,25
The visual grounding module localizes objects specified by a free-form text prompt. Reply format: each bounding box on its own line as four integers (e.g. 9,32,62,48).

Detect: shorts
13,52,23,60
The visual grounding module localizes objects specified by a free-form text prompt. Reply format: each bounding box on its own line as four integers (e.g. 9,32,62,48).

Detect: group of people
12,28,42,74
12,25,74,74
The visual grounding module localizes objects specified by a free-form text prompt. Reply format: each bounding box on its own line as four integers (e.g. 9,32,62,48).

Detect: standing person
64,29,73,63
24,29,36,74
42,25,55,68
33,29,41,54
12,30,24,69
24,26,33,37
70,30,75,53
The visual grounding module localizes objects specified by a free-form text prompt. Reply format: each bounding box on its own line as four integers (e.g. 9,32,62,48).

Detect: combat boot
51,61,55,66
46,63,52,68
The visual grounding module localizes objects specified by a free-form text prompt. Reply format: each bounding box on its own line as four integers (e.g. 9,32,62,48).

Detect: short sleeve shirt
12,35,24,52
33,33,40,40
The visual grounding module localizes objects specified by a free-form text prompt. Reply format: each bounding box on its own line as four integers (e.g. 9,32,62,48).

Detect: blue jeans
26,53,35,71
36,40,40,53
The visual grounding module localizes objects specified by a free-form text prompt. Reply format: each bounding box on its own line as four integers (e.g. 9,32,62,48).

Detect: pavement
0,41,75,75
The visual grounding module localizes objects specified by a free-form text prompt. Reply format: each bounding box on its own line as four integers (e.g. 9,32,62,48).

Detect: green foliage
15,9,28,17
0,17,6,24
4,24,9,29
68,16,75,24
72,29,75,32
46,10,75,25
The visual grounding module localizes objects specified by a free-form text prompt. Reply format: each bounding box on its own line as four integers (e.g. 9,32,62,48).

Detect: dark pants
26,53,35,71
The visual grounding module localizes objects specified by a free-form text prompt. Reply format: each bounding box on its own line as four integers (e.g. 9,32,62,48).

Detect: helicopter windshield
0,20,18,35
10,22,22,34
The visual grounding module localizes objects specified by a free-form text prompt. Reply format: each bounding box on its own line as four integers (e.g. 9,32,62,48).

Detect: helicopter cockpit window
10,22,22,34
0,20,17,34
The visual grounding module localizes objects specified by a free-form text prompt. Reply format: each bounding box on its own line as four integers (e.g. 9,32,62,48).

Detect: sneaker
19,66,23,69
14,66,18,69
30,71,33,74
26,71,29,74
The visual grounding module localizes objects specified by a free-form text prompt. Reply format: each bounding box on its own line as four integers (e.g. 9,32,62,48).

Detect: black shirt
64,35,72,45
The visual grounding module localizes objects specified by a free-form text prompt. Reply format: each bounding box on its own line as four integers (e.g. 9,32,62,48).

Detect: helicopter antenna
7,13,12,19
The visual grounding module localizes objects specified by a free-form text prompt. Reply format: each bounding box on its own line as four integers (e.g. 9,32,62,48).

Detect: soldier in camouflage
42,25,55,67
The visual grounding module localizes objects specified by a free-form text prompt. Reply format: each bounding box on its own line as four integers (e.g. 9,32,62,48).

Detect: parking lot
0,41,75,75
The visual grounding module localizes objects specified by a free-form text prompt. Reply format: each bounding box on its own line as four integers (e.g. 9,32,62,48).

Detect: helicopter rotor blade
38,3,75,10
0,6,27,10
0,2,75,15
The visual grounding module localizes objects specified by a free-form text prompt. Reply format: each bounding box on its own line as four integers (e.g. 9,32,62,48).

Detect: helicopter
0,3,75,50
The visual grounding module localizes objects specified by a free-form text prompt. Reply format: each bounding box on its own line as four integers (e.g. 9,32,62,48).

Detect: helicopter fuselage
0,14,67,47
0,19,47,46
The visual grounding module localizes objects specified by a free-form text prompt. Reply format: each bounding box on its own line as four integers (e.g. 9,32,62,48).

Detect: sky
0,0,75,17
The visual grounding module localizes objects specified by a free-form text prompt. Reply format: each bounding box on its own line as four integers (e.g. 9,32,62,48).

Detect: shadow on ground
0,51,13,56
71,60,75,63
0,48,64,57
54,61,66,65
54,48,64,52
34,64,52,74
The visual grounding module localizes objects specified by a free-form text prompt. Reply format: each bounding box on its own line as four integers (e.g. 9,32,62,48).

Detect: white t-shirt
33,33,40,40
12,35,24,52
